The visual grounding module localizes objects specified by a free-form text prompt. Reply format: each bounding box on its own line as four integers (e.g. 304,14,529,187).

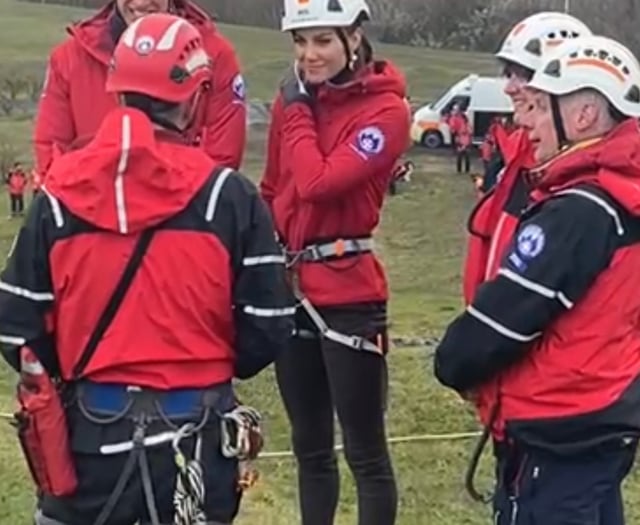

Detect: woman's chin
304,70,331,85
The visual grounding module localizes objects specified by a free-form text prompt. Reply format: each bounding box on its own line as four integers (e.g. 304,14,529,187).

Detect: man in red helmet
0,13,292,525
33,0,246,179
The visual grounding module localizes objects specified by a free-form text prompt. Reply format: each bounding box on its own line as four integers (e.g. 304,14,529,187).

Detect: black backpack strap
72,228,156,379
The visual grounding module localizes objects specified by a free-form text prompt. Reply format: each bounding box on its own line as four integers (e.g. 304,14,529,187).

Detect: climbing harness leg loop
93,419,149,525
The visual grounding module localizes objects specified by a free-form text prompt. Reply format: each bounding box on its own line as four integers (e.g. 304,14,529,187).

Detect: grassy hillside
0,0,499,102
0,1,639,525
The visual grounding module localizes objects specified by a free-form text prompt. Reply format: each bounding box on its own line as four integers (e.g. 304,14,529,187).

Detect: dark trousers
275,304,397,525
38,390,241,525
493,439,637,525
457,149,470,173
10,193,24,215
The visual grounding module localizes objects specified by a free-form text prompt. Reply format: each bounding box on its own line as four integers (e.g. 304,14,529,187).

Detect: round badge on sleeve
356,126,385,156
516,224,546,259
232,74,246,100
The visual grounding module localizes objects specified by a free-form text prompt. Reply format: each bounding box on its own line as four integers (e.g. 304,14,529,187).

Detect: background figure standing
455,117,471,174
7,162,26,218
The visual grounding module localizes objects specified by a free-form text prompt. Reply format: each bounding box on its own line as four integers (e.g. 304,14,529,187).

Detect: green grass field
0,1,639,524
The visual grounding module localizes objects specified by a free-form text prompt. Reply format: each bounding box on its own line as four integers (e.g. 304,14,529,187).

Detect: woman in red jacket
33,0,246,177
260,1,410,524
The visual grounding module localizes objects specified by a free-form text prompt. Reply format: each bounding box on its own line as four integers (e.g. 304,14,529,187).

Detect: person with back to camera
0,13,293,525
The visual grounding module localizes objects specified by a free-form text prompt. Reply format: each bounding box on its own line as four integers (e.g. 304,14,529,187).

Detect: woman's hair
346,11,373,68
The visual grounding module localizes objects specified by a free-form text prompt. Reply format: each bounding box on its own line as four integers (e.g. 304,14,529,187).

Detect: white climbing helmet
281,0,370,32
496,12,592,72
528,35,640,118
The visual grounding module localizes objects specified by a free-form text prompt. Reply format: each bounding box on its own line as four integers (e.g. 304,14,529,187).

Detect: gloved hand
280,61,312,107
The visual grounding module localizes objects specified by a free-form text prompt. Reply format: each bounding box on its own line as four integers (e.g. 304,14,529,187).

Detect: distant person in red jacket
455,116,472,173
3,14,292,525
6,162,26,217
447,103,467,151
33,0,247,179
260,0,410,523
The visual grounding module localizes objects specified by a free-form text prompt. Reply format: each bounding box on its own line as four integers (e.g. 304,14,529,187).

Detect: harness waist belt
295,237,374,263
78,381,232,419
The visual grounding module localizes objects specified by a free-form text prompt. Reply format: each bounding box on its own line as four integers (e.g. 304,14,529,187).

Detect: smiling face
292,27,362,84
116,0,170,25
502,61,536,125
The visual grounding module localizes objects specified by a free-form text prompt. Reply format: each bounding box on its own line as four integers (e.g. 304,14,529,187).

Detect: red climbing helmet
106,12,212,103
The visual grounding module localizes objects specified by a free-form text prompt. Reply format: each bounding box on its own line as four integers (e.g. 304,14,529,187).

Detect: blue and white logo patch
516,224,546,259
232,74,246,101
355,126,385,158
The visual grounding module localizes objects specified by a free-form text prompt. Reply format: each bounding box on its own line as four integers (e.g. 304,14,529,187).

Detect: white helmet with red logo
496,12,592,72
528,35,640,118
281,0,370,32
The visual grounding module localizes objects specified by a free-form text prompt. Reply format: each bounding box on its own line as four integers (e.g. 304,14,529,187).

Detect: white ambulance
410,74,513,149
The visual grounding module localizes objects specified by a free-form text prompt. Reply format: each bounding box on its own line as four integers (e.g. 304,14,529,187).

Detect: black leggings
275,303,397,525
10,194,24,214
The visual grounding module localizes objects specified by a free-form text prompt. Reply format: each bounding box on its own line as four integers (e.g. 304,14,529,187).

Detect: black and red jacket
0,107,293,389
436,120,640,452
260,61,411,306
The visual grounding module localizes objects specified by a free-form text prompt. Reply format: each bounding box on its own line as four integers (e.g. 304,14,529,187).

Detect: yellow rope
0,409,480,458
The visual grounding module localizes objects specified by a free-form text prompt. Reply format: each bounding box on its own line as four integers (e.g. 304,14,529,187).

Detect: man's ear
575,102,600,133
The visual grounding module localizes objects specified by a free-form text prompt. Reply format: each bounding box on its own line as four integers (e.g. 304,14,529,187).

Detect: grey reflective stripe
300,237,374,262
0,334,26,345
34,509,70,525
292,327,318,339
556,188,624,235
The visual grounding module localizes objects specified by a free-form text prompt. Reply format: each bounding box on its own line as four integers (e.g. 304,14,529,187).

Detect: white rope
172,423,207,525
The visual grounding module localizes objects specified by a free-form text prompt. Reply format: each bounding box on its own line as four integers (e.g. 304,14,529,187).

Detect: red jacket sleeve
33,49,76,176
282,101,410,202
201,36,246,170
259,96,283,209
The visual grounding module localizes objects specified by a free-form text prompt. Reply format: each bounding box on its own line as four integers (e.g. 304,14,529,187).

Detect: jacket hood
45,107,215,233
315,60,407,103
68,0,216,64
532,119,640,215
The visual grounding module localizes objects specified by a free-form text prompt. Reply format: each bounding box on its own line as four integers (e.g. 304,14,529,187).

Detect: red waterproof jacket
8,170,27,195
33,0,246,176
463,128,534,304
447,112,467,136
260,61,411,306
0,107,292,388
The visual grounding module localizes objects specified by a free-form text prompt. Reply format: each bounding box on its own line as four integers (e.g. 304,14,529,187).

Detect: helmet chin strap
550,94,570,152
